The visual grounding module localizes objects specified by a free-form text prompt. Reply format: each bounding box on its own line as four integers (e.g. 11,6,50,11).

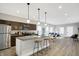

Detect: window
49,27,53,33
59,27,64,35
44,26,49,36
66,26,73,36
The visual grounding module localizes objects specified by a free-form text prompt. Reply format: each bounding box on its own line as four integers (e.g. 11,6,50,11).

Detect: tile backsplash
11,30,36,35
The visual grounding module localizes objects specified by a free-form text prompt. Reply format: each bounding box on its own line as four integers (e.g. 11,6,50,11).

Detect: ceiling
0,3,79,25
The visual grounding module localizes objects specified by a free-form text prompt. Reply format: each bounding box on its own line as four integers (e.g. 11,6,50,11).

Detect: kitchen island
16,36,50,56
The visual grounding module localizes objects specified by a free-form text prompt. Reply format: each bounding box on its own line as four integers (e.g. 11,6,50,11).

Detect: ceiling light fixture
16,10,20,14
37,8,40,25
27,3,30,23
44,12,47,26
37,22,40,25
58,5,62,9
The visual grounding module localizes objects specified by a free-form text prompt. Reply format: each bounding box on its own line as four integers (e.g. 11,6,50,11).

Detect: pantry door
66,26,73,37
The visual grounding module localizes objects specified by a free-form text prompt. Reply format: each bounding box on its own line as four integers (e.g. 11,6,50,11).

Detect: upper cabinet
0,20,36,30
11,22,36,30
22,24,36,30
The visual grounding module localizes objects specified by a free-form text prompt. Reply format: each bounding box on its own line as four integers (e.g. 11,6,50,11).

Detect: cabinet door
11,22,20,30
28,24,36,30
23,24,36,30
11,36,16,46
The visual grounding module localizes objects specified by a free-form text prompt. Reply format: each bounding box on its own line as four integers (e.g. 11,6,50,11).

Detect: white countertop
16,35,50,41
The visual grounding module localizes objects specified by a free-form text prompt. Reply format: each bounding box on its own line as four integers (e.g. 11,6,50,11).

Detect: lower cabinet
11,36,17,47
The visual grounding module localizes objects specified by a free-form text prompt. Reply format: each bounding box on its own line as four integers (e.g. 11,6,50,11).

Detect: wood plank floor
46,37,79,56
0,47,16,56
0,37,79,56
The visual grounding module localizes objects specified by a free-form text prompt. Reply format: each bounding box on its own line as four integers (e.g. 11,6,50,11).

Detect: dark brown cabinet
0,19,36,46
0,20,36,30
11,36,16,46
11,22,22,30
22,24,36,30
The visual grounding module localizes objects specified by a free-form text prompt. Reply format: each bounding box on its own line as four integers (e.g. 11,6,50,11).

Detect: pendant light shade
37,8,40,25
44,12,47,26
37,22,40,25
27,19,30,23
27,3,30,23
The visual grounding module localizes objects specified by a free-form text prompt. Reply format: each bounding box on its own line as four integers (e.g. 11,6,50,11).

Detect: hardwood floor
46,37,79,56
0,37,79,56
0,47,16,56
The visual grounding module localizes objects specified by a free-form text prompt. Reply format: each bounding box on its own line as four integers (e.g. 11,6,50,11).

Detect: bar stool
44,38,49,48
33,39,43,56
43,38,49,54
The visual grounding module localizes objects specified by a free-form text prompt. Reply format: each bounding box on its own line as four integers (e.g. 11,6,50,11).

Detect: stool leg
45,40,48,54
43,40,47,55
33,43,36,56
40,42,43,55
46,40,48,50
42,40,45,55
37,42,39,55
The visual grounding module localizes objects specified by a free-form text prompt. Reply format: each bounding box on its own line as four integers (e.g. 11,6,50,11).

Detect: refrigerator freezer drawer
0,34,11,50
0,34,5,49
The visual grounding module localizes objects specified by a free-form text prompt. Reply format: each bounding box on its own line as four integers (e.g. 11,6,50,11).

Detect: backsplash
11,30,36,35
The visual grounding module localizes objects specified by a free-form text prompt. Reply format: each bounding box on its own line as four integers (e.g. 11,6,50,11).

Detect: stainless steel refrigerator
0,24,11,50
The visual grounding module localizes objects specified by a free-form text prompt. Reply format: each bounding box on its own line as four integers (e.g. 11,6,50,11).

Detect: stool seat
44,38,49,40
34,39,42,41
34,39,42,43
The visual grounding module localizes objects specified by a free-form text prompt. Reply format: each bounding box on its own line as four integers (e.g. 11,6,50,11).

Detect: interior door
66,26,73,37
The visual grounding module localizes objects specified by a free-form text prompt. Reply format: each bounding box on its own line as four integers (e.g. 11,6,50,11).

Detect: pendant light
27,3,30,23
45,12,47,26
37,8,40,25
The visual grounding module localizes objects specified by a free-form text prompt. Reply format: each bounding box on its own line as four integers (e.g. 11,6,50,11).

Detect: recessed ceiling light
37,22,40,25
16,10,20,14
58,5,62,9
